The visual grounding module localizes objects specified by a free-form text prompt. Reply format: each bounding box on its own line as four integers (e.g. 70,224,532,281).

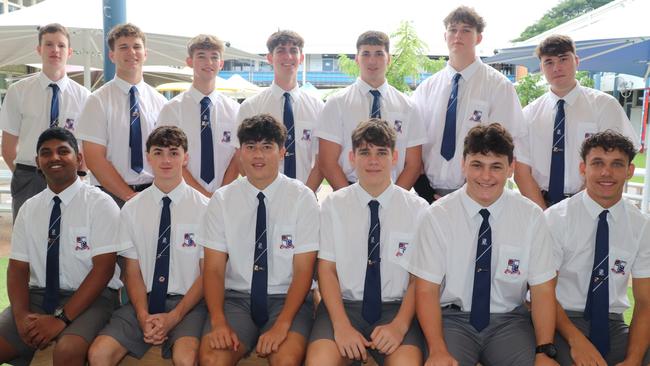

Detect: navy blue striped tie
441,73,461,161
548,99,566,205
362,199,382,324
283,93,296,179
470,208,491,331
43,196,62,314
251,192,269,327
200,97,215,183
49,83,60,127
584,210,610,356
129,86,143,173
369,90,381,119
149,197,171,314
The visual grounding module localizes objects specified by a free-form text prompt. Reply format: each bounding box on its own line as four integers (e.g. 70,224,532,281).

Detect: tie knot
162,196,171,207
52,196,61,205
557,99,565,107
49,83,59,92
129,86,137,95
453,73,462,83
368,200,380,211
284,92,291,100
479,208,490,220
369,90,381,97
201,96,211,108
257,192,265,202
599,210,608,220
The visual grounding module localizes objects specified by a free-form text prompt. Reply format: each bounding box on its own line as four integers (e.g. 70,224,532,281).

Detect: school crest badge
504,258,521,275
182,233,196,247
75,236,89,251
395,242,408,257
222,131,232,143
611,259,627,275
394,120,403,133
469,110,483,122
280,234,294,249
302,129,312,141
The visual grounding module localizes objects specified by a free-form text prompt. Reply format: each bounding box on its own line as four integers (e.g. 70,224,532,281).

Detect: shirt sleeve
116,209,137,259
528,211,557,286
294,188,319,254
597,96,640,150
314,96,344,145
196,192,228,252
76,94,108,146
0,84,22,135
516,104,534,166
631,217,650,278
8,205,30,262
317,196,337,262
89,194,121,257
403,207,446,284
405,104,427,148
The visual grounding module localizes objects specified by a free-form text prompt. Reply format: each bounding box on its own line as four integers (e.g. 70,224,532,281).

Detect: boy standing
0,24,90,218
307,119,428,365
237,30,324,192
157,34,240,197
0,127,121,366
88,126,208,365
199,114,318,366
317,31,425,191
77,23,167,207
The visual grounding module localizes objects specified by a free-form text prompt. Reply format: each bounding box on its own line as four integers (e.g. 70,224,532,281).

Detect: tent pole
83,29,91,90
642,75,650,213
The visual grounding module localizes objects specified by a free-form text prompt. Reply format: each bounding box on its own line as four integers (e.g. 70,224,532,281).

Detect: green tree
515,73,546,107
576,70,595,88
513,0,613,41
338,21,445,93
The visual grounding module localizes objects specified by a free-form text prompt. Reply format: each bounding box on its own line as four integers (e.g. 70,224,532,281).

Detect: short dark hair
237,114,287,147
266,30,304,53
107,23,145,51
38,23,70,46
187,34,224,58
351,119,396,151
463,123,514,164
535,35,576,59
356,31,390,53
444,6,485,33
580,131,636,164
146,126,188,152
37,127,79,154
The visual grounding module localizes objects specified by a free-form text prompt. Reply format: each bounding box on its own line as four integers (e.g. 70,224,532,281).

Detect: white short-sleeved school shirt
118,181,208,295
405,186,556,313
157,86,240,192
76,77,167,185
411,58,525,190
237,83,324,184
315,78,426,183
545,191,650,314
197,174,319,295
319,183,429,302
10,178,122,290
0,73,90,166
519,83,639,194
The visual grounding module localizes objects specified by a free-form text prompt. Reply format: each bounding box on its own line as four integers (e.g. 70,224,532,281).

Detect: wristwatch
54,307,72,326
536,343,558,359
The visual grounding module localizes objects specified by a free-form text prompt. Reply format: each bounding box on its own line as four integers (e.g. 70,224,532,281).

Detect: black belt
98,183,151,192
541,190,575,206
442,304,462,311
15,163,37,172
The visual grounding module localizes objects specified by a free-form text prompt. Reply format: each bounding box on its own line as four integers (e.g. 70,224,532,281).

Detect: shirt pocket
69,226,92,260
464,99,489,124
215,122,237,147
270,224,296,282
295,120,316,154
384,112,408,146
385,231,413,296
61,113,79,132
609,247,632,299
173,224,201,258
576,122,598,145
494,244,527,284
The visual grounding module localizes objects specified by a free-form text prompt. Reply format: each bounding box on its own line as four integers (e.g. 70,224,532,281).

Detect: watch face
54,308,63,317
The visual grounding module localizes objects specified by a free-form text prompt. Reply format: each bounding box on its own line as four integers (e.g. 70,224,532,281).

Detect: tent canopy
486,0,650,78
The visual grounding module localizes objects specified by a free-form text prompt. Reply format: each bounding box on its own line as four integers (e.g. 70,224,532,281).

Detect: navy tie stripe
149,196,172,314
369,90,381,119
43,196,62,314
362,199,382,324
548,99,566,206
200,97,215,184
470,208,491,332
441,73,462,161
129,86,144,174
49,83,60,128
251,192,269,327
283,92,296,179
584,210,610,356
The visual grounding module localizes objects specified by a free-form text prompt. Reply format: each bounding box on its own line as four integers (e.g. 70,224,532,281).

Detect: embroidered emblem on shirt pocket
280,234,294,249
221,131,232,143
611,259,627,275
395,241,408,257
182,233,196,247
75,236,89,251
394,120,403,134
301,129,312,141
504,258,521,275
469,110,482,122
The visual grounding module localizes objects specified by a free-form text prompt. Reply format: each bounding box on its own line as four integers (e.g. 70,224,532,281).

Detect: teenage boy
411,6,525,203
87,126,208,365
77,23,167,207
157,34,240,197
0,127,121,366
408,123,559,365
515,35,638,209
317,31,425,191
307,119,428,365
237,30,324,192
199,114,318,366
1,23,90,219
545,131,650,365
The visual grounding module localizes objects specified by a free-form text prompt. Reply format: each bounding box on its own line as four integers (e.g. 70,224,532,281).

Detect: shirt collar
445,56,481,82
356,77,389,96
243,173,283,202
549,80,580,106
187,85,220,105
114,76,146,95
38,72,70,92
270,81,300,101
44,177,83,206
150,180,188,206
580,190,623,223
459,184,506,221
352,182,395,210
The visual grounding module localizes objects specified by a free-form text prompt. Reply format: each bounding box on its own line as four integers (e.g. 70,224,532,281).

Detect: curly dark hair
146,126,188,152
237,113,287,147
580,131,636,164
463,123,514,163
